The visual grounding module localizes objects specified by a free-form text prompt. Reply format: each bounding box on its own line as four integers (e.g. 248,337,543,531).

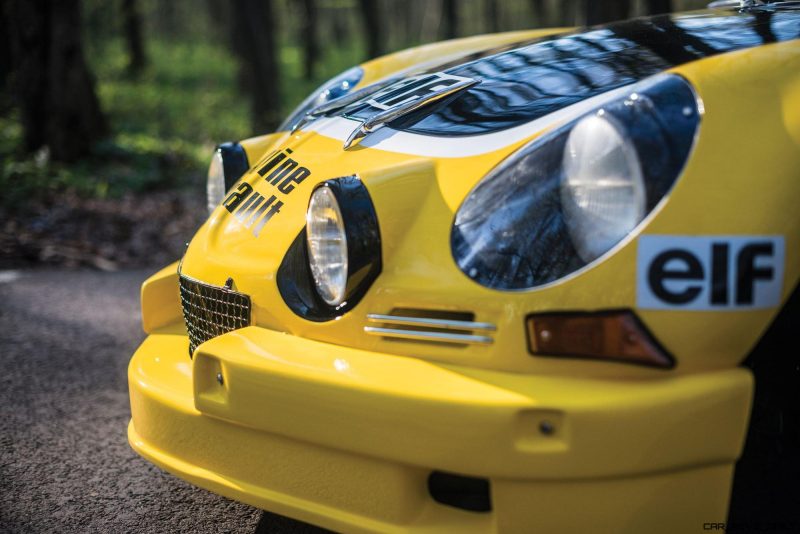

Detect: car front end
128,7,800,533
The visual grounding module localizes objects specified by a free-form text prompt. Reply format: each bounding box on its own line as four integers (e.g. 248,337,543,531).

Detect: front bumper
128,326,752,533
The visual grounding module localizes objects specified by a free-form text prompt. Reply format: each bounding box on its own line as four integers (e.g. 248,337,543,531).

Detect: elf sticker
637,236,784,310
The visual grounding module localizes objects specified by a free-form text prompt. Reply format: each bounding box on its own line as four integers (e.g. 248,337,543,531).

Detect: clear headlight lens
206,150,225,215
561,113,645,263
306,186,348,306
279,66,364,132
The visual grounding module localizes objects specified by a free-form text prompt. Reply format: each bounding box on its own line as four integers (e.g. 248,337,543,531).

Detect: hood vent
365,308,495,345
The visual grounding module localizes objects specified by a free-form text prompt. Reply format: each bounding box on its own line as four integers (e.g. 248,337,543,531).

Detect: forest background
0,0,709,269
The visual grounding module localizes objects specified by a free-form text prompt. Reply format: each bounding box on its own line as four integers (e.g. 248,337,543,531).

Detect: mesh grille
179,274,251,356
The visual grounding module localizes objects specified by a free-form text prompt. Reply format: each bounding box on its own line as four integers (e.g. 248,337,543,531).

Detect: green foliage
0,112,199,210
279,40,365,111
1,15,364,211
93,38,249,145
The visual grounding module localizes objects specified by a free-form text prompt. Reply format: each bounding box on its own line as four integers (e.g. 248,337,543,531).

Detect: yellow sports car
128,3,800,532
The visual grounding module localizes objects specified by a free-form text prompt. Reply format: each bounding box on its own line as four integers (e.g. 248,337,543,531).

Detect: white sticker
637,235,784,310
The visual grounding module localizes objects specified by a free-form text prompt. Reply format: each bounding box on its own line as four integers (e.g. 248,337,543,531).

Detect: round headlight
206,150,225,214
306,186,348,306
560,112,645,263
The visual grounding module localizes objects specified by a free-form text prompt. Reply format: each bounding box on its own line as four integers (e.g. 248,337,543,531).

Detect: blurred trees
0,3,10,96
442,0,459,39
358,0,384,59
647,0,673,15
0,0,708,160
584,0,630,25
5,0,107,161
231,0,282,132
122,0,146,76
485,0,500,33
529,0,548,26
299,0,319,79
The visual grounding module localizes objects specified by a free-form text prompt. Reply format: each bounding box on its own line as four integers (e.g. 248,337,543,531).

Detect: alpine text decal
637,236,785,310
222,147,311,237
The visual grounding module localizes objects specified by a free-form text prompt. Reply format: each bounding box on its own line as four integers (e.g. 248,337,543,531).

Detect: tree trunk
358,0,383,59
420,0,441,43
645,0,672,15
1,0,11,94
6,0,108,162
442,0,458,39
529,0,548,27
584,0,630,25
122,0,146,76
206,0,231,41
558,0,575,26
230,0,282,133
485,0,499,33
300,0,319,80
330,5,349,47
156,0,177,40
400,0,414,48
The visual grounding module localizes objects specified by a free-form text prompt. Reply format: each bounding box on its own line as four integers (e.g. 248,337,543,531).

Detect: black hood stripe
347,8,799,137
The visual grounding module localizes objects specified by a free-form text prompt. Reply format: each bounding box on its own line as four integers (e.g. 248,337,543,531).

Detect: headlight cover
278,66,364,132
206,142,250,214
452,74,700,290
278,176,381,321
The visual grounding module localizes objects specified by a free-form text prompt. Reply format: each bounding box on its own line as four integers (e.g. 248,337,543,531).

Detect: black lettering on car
257,148,293,177
226,146,312,237
277,167,311,194
710,243,729,305
736,242,775,305
236,192,266,225
648,249,704,305
266,159,299,186
223,182,253,213
637,236,783,310
256,147,313,196
252,196,283,237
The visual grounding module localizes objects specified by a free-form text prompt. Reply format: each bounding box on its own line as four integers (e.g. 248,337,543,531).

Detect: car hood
339,7,800,137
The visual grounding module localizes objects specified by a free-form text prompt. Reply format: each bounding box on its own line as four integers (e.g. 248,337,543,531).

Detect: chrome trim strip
343,77,480,149
364,326,493,345
366,314,496,331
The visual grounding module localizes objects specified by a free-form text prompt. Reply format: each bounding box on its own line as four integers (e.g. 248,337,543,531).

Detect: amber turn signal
526,310,674,368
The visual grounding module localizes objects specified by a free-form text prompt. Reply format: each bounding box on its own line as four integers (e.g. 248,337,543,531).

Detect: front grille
179,274,251,356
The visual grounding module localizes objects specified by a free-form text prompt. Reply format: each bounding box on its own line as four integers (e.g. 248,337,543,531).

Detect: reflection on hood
345,9,800,136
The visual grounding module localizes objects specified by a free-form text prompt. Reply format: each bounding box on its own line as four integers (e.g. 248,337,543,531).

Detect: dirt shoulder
1,190,205,270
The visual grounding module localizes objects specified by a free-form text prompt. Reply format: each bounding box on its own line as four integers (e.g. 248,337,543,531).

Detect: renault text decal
222,147,310,237
637,235,784,310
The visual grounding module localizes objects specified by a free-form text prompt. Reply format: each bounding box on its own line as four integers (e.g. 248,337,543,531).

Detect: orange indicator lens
526,310,674,368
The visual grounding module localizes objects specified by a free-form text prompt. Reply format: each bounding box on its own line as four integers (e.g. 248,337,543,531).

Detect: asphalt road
0,269,318,533
2,269,797,532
